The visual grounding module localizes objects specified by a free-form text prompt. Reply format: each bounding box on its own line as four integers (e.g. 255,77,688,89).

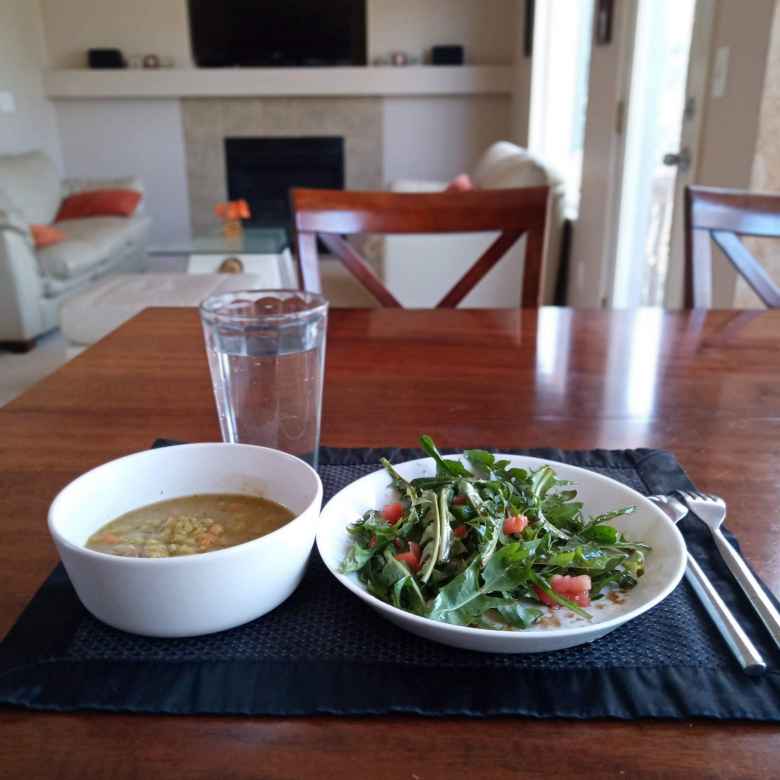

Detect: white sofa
0,151,150,350
382,142,566,307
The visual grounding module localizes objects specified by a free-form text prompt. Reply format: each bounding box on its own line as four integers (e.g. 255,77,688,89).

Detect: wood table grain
1,307,779,780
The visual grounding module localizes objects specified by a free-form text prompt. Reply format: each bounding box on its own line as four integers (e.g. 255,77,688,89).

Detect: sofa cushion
31,224,67,248
37,238,103,280
56,215,149,251
0,151,61,224
56,189,142,220
38,215,150,279
471,141,565,192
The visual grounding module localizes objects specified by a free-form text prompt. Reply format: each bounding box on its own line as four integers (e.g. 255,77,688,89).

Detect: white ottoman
60,272,277,348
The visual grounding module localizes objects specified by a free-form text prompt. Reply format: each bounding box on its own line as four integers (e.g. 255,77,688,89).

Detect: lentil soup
86,494,295,558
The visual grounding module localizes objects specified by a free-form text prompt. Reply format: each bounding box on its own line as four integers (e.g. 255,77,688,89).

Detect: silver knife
649,494,766,675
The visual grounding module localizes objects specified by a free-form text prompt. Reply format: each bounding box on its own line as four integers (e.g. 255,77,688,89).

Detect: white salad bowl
317,454,687,653
48,443,323,637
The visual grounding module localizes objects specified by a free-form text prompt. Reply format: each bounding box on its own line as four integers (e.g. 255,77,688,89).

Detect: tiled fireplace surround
182,97,383,233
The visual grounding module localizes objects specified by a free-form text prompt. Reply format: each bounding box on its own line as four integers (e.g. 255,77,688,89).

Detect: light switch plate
0,92,16,113
711,47,730,98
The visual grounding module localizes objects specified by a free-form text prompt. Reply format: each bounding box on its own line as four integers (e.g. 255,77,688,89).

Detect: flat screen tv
188,0,366,67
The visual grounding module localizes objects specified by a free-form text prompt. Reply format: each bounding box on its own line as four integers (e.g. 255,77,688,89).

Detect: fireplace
225,137,345,233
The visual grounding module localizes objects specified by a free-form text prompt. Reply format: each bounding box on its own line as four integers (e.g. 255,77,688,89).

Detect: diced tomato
551,574,592,593
502,514,528,535
453,525,469,539
452,494,468,506
550,574,592,607
396,551,420,572
395,541,422,573
382,502,405,524
533,585,558,608
534,574,593,609
570,591,591,607
369,534,377,549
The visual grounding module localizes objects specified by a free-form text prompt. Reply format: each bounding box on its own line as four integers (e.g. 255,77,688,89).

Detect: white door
570,0,715,308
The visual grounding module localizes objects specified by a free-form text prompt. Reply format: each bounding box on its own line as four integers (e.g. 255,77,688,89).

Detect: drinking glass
199,289,328,468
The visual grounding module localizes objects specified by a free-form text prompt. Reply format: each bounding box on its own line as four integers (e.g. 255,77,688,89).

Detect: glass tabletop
148,227,289,256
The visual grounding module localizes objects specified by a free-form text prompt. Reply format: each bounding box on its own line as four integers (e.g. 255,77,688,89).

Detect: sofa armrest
0,228,45,341
0,207,32,243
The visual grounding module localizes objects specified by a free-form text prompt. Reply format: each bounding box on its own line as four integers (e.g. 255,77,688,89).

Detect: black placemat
1,445,779,719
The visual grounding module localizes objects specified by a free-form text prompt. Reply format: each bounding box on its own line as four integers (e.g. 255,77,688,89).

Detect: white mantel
44,66,514,99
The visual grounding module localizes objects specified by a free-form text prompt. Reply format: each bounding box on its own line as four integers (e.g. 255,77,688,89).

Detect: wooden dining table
1,305,779,779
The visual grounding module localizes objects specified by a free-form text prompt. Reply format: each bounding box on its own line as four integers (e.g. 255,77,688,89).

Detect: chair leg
0,338,36,354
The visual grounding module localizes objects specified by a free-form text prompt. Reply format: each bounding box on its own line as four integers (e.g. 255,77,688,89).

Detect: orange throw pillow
56,189,142,221
30,224,67,248
445,174,475,192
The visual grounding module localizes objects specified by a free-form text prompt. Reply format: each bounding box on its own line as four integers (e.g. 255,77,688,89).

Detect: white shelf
44,66,514,99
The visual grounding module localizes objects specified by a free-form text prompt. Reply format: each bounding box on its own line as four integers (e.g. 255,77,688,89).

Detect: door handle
662,147,691,172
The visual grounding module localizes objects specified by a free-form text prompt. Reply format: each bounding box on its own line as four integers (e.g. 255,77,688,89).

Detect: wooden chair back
684,186,780,308
290,187,549,308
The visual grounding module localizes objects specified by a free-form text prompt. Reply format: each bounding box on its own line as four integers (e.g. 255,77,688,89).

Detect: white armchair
382,142,567,307
0,151,150,350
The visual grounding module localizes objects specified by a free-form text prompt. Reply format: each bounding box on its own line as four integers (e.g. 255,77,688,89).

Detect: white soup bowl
48,443,322,637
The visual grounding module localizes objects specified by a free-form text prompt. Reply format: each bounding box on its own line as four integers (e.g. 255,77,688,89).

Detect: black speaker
88,49,126,69
431,45,464,65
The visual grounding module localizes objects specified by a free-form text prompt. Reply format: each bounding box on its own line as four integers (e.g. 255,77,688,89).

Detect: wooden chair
290,187,549,308
684,186,780,308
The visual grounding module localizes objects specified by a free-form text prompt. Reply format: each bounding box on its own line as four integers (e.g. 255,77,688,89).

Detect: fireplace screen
225,136,345,232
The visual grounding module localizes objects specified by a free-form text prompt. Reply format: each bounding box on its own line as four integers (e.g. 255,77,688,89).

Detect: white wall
368,0,517,64
40,0,192,69
696,0,775,307
41,0,519,242
41,0,518,69
55,100,191,243
383,96,512,182
0,0,61,166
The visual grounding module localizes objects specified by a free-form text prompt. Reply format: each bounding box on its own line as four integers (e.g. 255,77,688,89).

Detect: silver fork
678,490,780,652
649,494,766,674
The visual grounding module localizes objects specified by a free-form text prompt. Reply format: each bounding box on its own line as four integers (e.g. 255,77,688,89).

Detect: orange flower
215,199,251,222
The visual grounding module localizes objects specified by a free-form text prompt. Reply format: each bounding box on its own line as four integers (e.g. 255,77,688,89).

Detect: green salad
340,435,650,630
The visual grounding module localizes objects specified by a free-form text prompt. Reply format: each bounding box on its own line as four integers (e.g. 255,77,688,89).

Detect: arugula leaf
496,603,543,628
427,545,537,625
420,434,473,479
541,495,583,533
460,479,503,567
339,543,375,573
531,466,558,499
380,458,412,492
583,506,636,530
438,485,454,563
418,490,441,584
481,542,533,593
582,524,619,544
427,559,482,621
465,449,495,468
392,575,426,613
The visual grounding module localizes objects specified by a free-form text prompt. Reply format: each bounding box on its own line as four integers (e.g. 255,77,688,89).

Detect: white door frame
568,0,638,307
569,0,715,309
664,0,716,308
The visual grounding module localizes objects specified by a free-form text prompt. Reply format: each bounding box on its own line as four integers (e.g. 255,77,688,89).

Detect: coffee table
148,227,296,284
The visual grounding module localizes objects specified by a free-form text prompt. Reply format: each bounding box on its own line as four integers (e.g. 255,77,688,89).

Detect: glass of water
199,290,328,468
